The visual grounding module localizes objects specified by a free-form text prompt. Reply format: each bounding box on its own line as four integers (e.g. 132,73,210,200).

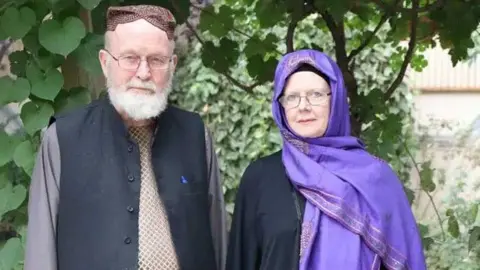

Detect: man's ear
171,54,178,70
99,49,109,78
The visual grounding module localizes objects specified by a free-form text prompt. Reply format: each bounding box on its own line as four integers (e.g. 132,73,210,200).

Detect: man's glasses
103,50,172,71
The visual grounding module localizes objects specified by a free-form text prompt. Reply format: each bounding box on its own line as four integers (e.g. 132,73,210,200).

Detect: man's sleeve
204,125,227,270
24,123,61,270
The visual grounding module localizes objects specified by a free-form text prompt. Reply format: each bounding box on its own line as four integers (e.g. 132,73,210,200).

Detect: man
24,4,227,270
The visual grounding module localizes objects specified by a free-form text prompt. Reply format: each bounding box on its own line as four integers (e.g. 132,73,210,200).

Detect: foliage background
0,0,479,269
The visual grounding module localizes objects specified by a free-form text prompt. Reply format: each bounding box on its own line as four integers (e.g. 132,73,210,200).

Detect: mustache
126,80,156,91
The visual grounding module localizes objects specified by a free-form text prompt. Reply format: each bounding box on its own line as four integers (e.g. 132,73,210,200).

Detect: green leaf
468,226,480,251
0,237,23,270
244,34,279,58
0,183,27,219
0,77,31,105
76,0,101,10
200,41,217,70
246,54,263,79
387,16,410,42
71,33,104,75
447,214,460,238
20,101,55,136
419,161,436,193
241,0,255,5
404,186,415,205
422,236,434,251
54,87,91,113
350,3,374,22
22,30,42,54
0,132,22,167
201,39,239,74
470,203,479,223
198,6,216,33
215,5,234,35
246,55,276,84
323,0,349,22
45,0,77,14
244,36,264,58
217,5,235,21
39,17,86,56
13,140,37,177
30,69,64,101
0,27,7,40
218,38,239,66
0,6,36,39
30,0,50,22
254,0,286,28
26,61,44,83
8,51,29,77
0,166,8,189
36,49,65,72
418,223,429,237
264,33,279,49
199,5,234,38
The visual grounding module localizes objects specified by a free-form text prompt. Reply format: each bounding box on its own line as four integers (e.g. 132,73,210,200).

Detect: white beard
106,68,173,121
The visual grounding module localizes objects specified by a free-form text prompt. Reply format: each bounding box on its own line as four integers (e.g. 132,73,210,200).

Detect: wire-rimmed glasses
279,90,331,109
103,49,172,71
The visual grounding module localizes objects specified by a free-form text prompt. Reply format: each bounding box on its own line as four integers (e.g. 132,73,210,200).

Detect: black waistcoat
52,97,216,270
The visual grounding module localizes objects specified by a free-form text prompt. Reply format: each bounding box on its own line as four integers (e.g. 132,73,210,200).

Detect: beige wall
406,45,480,223
406,44,480,91
413,92,480,136
409,92,480,223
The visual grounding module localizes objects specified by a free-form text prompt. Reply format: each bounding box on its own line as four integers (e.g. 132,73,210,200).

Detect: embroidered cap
106,5,176,40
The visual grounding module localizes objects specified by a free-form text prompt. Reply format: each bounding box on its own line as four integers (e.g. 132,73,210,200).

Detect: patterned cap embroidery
106,5,176,40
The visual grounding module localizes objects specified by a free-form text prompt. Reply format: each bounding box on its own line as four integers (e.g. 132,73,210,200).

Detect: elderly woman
226,49,427,270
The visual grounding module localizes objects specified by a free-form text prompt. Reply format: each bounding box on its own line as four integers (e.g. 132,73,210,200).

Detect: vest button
124,237,131,244
127,144,133,152
127,174,134,182
127,206,134,213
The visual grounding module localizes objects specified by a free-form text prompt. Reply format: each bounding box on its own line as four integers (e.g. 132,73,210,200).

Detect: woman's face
280,71,331,138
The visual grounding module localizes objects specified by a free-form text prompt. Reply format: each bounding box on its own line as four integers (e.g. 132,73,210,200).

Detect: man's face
99,19,178,121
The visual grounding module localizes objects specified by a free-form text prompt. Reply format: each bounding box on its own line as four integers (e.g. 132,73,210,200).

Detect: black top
226,151,304,270
226,150,387,270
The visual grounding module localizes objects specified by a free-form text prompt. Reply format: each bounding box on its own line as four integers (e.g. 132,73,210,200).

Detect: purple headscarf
272,49,426,270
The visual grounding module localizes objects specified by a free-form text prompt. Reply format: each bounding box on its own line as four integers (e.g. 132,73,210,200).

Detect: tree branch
319,11,349,70
383,0,420,101
190,3,283,55
347,13,390,62
185,19,259,93
286,0,310,53
169,0,260,94
348,0,403,62
400,138,445,241
286,19,298,53
317,8,363,135
370,0,445,14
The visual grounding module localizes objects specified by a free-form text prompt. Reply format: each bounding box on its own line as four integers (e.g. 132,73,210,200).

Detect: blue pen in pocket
181,176,188,184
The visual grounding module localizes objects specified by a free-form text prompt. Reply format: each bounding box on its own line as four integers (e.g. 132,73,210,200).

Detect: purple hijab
272,49,426,270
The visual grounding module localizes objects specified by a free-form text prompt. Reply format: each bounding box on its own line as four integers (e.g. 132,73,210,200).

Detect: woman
226,49,427,270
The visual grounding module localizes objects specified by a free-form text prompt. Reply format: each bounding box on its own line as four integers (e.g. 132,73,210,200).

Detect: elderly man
24,4,227,270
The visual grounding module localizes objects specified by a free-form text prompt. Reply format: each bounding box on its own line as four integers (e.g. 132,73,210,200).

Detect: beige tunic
23,122,227,270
